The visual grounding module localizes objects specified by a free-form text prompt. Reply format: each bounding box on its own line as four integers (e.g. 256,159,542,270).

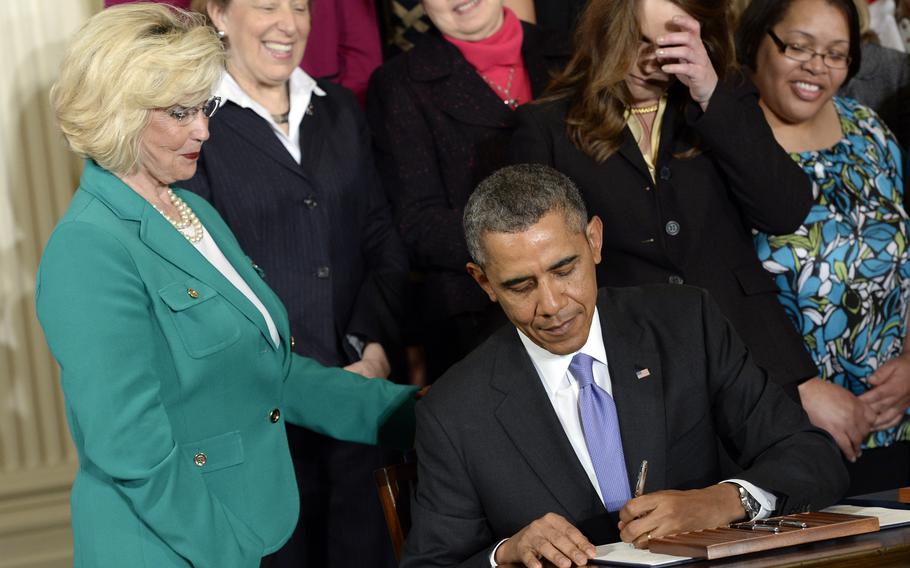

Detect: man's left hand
617,484,744,548
860,353,910,431
344,342,391,379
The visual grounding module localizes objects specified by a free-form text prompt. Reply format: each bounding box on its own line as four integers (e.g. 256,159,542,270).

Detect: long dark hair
544,0,737,163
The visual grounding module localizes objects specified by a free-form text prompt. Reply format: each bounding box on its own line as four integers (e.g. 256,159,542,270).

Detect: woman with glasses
37,5,417,567
739,0,910,494
510,0,819,402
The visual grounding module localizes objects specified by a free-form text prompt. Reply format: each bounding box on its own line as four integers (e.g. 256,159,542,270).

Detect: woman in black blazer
367,1,569,380
510,0,817,395
181,1,408,566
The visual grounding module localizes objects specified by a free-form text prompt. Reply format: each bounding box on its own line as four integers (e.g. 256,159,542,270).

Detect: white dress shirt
489,308,775,566
214,68,326,165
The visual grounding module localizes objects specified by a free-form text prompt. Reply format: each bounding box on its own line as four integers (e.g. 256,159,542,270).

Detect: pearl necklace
151,188,204,243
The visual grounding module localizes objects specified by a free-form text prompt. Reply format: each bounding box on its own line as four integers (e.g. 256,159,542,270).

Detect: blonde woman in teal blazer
36,6,417,567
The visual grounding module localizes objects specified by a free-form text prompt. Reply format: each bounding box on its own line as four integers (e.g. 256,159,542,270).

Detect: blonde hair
51,3,224,176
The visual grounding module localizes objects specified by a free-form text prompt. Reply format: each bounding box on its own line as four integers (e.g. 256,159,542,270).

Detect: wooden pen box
648,512,879,560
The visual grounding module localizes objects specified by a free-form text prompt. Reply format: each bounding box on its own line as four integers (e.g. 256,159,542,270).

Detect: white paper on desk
589,541,693,567
822,504,910,528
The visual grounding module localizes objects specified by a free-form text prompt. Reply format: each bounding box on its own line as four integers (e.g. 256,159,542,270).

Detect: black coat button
668,275,684,285
269,408,281,423
665,220,681,236
659,166,671,180
303,197,317,209
316,266,330,278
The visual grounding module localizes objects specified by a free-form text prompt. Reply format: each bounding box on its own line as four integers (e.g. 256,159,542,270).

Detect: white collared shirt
517,309,613,503
490,309,776,565
214,68,326,164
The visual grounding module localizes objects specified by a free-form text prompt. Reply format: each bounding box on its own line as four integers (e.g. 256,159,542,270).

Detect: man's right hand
798,377,875,461
494,513,597,568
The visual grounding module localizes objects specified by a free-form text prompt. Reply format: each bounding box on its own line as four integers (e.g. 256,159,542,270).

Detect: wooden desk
501,523,910,568
684,521,910,567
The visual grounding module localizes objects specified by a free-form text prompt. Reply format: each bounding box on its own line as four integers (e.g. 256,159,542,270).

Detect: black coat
510,78,818,395
366,23,570,321
401,286,848,567
532,0,588,35
183,80,408,369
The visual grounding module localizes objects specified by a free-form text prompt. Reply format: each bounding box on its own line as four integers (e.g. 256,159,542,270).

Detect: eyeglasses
163,96,222,124
766,30,850,69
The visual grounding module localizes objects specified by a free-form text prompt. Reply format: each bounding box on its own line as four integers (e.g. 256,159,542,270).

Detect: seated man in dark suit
401,164,849,568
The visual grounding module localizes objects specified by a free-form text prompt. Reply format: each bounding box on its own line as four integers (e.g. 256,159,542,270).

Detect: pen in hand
634,460,648,498
618,460,650,539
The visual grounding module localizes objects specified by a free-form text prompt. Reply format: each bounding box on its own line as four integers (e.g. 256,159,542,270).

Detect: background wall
0,1,103,566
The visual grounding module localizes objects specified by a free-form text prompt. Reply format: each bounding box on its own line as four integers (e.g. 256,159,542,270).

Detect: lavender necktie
569,352,631,511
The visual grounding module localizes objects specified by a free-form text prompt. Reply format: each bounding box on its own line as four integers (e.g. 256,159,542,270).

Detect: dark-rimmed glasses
766,30,850,69
164,96,222,124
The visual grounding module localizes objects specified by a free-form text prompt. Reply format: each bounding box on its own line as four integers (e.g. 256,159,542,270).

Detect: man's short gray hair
464,164,589,266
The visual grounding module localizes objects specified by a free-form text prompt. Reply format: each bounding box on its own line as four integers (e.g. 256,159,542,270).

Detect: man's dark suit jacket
401,286,848,568
183,80,408,369
510,78,817,398
366,23,569,322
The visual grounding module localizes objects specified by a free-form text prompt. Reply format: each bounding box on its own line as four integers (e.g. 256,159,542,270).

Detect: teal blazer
36,160,417,568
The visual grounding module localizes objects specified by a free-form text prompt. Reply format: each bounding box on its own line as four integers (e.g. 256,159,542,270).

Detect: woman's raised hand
656,15,718,111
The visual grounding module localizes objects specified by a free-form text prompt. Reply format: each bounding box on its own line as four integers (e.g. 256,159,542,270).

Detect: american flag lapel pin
635,367,651,380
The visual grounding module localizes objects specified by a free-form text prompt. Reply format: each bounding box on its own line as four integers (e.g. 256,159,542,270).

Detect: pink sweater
443,8,532,109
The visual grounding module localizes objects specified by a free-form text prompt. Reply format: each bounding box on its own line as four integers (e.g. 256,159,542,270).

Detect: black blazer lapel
618,86,691,181
298,92,327,181
655,90,686,169
598,290,667,494
616,129,653,181
490,329,606,521
214,103,308,182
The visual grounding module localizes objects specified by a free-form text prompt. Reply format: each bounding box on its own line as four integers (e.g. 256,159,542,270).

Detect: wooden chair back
374,459,418,562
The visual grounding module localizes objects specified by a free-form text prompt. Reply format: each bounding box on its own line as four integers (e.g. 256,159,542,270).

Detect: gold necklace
630,103,659,115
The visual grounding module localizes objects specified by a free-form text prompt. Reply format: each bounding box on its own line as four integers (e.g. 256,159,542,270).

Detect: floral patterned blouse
754,96,910,448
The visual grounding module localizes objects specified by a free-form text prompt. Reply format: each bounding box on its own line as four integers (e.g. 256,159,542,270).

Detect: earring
217,30,226,39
